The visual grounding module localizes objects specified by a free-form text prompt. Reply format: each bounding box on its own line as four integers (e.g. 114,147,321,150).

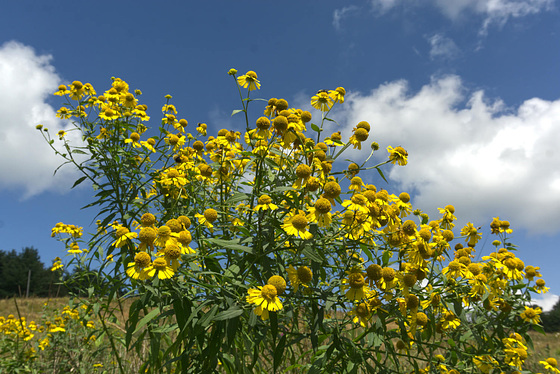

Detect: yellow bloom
345,270,368,301
246,284,283,320
237,71,261,91
281,211,313,240
461,222,482,246
329,87,346,103
254,194,279,212
124,132,142,148
112,226,138,248
287,265,313,292
126,252,153,280
151,257,174,279
540,358,560,374
310,90,333,111
387,145,408,166
520,306,541,324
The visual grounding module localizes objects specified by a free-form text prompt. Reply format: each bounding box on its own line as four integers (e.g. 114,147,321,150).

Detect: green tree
0,247,58,298
541,298,560,332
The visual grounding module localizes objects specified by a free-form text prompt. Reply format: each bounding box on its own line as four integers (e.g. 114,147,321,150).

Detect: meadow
1,297,558,373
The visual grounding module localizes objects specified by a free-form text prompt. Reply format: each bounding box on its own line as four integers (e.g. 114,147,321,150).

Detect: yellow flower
287,265,313,292
345,270,368,301
126,252,153,280
254,194,278,212
124,132,142,148
461,222,482,246
387,145,408,166
237,71,261,91
281,211,313,240
310,90,333,111
151,257,175,279
112,226,138,248
540,358,560,374
51,257,63,271
329,87,346,103
246,284,283,320
520,306,541,324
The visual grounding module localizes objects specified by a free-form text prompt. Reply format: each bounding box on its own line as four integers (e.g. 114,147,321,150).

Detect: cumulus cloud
335,75,560,235
533,293,559,312
0,41,82,198
368,0,553,33
333,6,360,31
427,33,461,60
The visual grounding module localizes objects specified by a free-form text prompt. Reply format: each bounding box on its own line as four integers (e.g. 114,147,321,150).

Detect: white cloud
333,6,360,31
532,293,559,312
370,0,401,13
367,0,553,34
335,75,560,235
0,41,83,198
433,0,555,34
427,33,461,60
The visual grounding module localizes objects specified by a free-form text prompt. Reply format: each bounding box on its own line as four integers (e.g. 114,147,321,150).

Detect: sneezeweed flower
345,270,368,300
329,87,346,103
387,145,408,166
540,358,560,374
126,252,153,280
310,90,333,111
473,355,499,374
520,306,541,324
350,302,372,327
112,226,138,248
228,68,237,75
56,107,72,119
67,242,82,254
54,84,70,96
124,132,142,148
254,194,278,212
237,71,261,91
51,257,63,271
461,222,482,246
307,197,332,227
348,128,369,150
287,265,313,292
281,211,313,239
246,284,283,320
267,275,287,295
151,257,175,279
535,278,550,294
294,164,312,188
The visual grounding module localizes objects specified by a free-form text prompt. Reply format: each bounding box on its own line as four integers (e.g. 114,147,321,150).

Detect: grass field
0,297,559,373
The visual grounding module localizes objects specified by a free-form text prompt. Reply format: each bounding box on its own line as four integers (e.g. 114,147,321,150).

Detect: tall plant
43,70,554,373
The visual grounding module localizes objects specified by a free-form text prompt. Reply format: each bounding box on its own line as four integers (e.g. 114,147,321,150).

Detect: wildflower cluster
44,70,552,373
0,303,103,372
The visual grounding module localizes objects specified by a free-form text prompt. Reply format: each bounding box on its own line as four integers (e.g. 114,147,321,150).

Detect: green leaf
226,192,248,205
303,246,323,264
71,176,88,189
273,334,287,371
375,167,388,183
231,109,244,116
311,123,321,133
206,238,253,253
133,307,160,335
213,306,243,321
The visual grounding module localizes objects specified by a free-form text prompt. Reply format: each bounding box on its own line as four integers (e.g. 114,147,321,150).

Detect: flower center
348,273,365,289
134,252,151,268
297,266,313,283
153,257,167,270
291,214,308,230
261,284,277,301
258,195,272,205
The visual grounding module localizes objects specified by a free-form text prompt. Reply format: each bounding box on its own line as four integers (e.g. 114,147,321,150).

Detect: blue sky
1,1,559,310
